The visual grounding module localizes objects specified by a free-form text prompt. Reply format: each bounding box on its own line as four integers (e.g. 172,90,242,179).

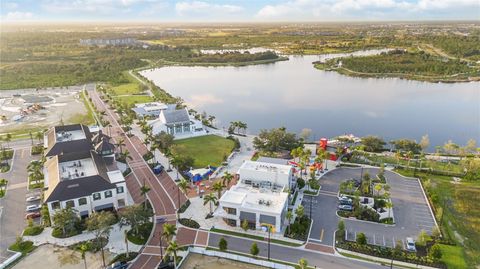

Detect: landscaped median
210,228,304,247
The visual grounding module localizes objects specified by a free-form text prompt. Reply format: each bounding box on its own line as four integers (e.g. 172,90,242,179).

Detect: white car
26,204,41,212
406,237,416,252
26,196,41,202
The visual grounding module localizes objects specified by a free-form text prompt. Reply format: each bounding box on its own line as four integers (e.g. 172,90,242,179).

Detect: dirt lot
0,85,92,135
13,244,114,269
180,253,267,269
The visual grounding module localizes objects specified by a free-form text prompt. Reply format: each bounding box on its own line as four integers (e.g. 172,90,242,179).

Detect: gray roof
163,109,190,124
44,150,114,203
45,124,93,157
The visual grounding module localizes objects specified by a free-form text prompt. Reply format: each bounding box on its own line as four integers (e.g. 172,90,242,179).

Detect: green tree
221,171,234,187
78,242,89,269
177,178,190,196
212,181,224,199
417,229,430,247
420,134,430,153
85,211,116,267
356,232,367,245
218,237,228,251
52,207,79,237
166,240,179,268
361,136,386,152
429,244,442,261
295,205,305,219
203,193,217,214
140,181,151,208
296,258,308,269
337,219,345,237
286,211,293,234
250,242,259,257
253,127,301,153
155,131,175,153
241,219,249,232
162,223,177,241
119,204,152,236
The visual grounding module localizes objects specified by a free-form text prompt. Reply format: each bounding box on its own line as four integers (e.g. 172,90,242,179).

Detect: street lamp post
262,226,271,261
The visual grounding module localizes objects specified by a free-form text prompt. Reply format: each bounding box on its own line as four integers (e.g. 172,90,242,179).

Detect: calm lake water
141,54,480,149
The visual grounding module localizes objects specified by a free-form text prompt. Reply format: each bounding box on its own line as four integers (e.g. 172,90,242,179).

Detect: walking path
88,88,187,269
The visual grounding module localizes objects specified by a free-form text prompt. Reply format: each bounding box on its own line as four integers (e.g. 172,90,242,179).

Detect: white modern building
237,160,295,190
131,102,176,118
215,160,294,234
149,107,207,139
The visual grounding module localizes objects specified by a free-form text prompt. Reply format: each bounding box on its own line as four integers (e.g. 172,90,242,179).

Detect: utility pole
267,226,271,261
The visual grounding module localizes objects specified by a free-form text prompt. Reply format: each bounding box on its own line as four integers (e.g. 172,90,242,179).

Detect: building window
52,201,60,210
118,199,126,207
78,198,87,206
223,207,236,215
105,190,113,198
116,186,124,194
93,193,101,200
175,125,182,133
223,218,236,227
66,200,75,208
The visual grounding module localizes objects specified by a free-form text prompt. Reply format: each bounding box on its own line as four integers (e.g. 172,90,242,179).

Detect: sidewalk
23,224,142,254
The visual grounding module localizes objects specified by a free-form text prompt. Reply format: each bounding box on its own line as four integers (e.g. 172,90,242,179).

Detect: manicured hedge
179,218,200,229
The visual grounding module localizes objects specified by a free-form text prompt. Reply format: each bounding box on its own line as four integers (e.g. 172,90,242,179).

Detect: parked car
26,196,41,202
25,212,41,219
338,204,353,211
406,237,417,252
339,199,353,205
338,195,353,204
109,261,128,269
26,204,41,212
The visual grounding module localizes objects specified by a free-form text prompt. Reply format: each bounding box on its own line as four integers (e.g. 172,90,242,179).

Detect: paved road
88,88,187,269
0,148,38,263
208,232,390,269
307,167,437,249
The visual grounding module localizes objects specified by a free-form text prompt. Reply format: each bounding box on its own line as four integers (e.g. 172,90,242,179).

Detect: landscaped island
314,49,480,83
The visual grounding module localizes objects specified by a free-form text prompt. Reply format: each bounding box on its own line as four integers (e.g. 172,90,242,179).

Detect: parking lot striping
383,235,386,246
319,229,324,242
318,192,337,198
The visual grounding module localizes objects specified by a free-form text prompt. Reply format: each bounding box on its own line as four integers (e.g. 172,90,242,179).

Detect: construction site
0,85,92,135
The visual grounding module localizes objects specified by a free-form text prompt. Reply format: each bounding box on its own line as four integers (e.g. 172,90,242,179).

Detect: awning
94,203,114,211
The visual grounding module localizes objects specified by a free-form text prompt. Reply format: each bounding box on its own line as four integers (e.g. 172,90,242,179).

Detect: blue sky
1,0,479,22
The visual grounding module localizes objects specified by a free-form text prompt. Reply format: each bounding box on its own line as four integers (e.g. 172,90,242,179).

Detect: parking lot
303,167,437,249
0,147,40,263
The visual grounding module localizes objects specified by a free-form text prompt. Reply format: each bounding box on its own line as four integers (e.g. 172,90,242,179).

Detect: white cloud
256,0,479,20
4,11,33,21
40,0,156,14
175,1,244,16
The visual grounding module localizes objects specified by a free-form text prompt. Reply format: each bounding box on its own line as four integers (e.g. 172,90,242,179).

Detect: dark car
339,200,353,205
338,204,353,211
109,261,128,269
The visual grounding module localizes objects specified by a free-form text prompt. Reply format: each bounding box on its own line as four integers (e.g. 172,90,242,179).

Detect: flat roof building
131,102,176,118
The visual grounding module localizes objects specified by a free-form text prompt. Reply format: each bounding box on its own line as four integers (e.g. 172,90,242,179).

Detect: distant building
131,102,176,118
42,124,128,221
149,108,206,139
215,160,294,233
79,38,138,46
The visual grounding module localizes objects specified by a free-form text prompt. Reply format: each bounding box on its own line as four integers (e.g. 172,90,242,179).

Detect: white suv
406,237,416,252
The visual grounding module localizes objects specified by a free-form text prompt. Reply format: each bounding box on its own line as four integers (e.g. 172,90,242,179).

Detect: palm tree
221,171,234,187
203,193,218,214
298,258,308,269
170,154,183,181
177,179,190,195
119,150,132,163
166,240,179,268
115,138,126,154
286,211,293,235
162,223,177,241
79,243,89,269
34,131,43,143
386,200,393,219
140,180,151,208
212,181,224,199
4,134,11,148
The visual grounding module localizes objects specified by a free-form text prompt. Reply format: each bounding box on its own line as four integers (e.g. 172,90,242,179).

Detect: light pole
262,226,271,261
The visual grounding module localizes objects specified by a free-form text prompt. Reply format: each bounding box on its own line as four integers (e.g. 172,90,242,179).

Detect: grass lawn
210,228,303,247
438,244,468,269
114,95,153,106
174,135,235,168
109,83,143,96
394,168,480,268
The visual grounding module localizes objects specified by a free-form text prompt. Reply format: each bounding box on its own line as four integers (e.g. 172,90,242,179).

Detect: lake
141,54,480,150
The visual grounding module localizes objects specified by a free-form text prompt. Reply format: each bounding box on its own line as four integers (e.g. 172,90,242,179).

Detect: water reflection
141,54,480,148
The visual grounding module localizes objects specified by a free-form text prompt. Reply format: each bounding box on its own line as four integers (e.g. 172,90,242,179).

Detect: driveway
0,148,38,263
305,167,437,249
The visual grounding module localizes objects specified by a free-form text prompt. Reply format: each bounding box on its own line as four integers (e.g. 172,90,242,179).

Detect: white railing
0,250,22,269
178,246,294,269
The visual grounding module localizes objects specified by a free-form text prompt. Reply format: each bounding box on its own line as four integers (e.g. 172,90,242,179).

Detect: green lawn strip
338,251,416,269
438,244,467,269
8,240,36,255
210,228,303,247
174,135,235,168
74,90,96,125
23,226,44,236
113,95,153,106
